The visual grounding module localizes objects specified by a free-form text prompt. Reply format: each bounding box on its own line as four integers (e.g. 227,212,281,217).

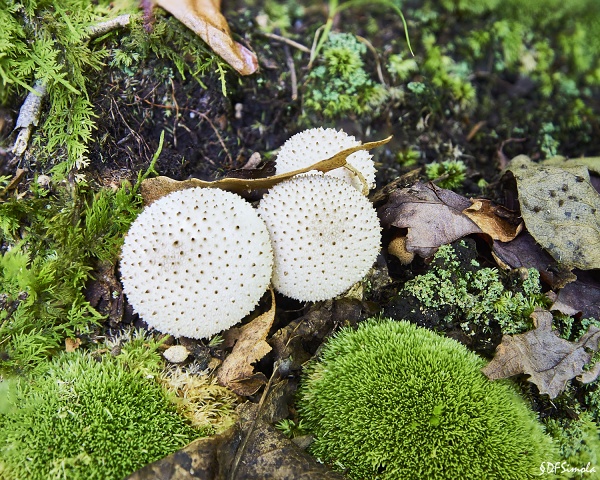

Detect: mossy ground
1,0,599,477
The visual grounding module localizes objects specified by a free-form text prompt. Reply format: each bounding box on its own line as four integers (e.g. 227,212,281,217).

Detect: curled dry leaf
462,199,522,242
217,290,275,396
482,308,600,398
141,137,392,205
65,337,81,352
153,0,258,75
507,155,600,270
379,182,480,258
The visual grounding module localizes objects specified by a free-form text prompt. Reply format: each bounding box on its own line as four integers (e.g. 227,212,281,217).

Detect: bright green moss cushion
297,318,556,479
0,351,200,480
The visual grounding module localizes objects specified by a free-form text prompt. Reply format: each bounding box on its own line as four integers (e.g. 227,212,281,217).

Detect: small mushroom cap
275,127,376,191
120,187,273,339
257,175,381,302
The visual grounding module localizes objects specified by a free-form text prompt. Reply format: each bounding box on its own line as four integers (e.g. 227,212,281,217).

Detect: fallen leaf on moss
217,290,275,396
141,137,392,205
153,0,258,75
462,199,522,242
507,155,600,270
65,337,81,352
578,362,600,384
482,308,600,398
379,182,481,257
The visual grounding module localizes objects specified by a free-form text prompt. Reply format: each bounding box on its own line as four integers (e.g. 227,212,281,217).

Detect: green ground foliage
0,177,142,373
0,0,227,173
399,242,548,335
0,345,201,480
545,413,600,479
297,318,556,480
302,32,392,121
424,159,467,189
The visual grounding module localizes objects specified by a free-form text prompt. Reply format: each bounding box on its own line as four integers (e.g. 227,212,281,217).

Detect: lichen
399,242,548,335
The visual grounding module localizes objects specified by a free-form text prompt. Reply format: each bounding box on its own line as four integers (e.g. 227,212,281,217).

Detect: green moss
425,159,467,189
297,318,556,480
0,178,142,373
439,0,600,92
302,32,391,121
0,349,201,480
400,243,548,335
0,0,227,173
544,414,600,478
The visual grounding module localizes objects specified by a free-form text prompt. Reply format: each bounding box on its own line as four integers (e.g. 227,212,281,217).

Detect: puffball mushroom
275,127,376,192
257,175,381,302
120,187,273,339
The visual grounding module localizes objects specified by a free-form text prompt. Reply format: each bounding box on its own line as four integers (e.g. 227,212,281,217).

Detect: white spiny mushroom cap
275,127,376,192
257,175,381,302
120,188,273,339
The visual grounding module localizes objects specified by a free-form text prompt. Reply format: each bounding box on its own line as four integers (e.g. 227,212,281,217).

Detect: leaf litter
482,308,600,398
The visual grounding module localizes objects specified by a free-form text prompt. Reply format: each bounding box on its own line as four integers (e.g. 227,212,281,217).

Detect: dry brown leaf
379,182,481,257
482,308,600,398
65,337,81,352
141,137,392,205
153,0,258,75
550,271,600,320
463,199,522,242
491,232,576,289
217,290,275,396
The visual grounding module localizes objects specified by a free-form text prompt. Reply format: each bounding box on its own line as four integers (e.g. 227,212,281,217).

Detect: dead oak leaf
463,199,522,242
482,308,600,398
217,290,275,396
379,182,481,257
153,0,258,75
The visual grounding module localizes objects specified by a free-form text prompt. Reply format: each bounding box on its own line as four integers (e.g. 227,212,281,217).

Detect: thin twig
12,14,131,160
356,35,386,86
283,42,298,101
87,14,131,39
12,81,47,158
260,32,310,53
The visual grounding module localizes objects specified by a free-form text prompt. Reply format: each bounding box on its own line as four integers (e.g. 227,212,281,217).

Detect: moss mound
0,350,201,480
297,318,556,479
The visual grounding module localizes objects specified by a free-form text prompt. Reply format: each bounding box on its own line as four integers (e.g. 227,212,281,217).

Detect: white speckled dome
275,127,376,192
257,175,381,302
120,188,273,339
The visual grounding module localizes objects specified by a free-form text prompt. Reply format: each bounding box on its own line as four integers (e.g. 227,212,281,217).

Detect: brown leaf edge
141,136,392,205
216,289,276,396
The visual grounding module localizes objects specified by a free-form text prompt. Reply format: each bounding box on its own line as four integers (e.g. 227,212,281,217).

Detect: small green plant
0,349,201,480
275,418,307,438
0,178,142,373
302,32,390,120
399,242,548,335
0,0,228,174
297,318,556,479
544,413,600,478
425,159,467,189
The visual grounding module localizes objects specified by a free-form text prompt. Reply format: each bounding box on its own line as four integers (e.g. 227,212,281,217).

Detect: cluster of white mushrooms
119,128,381,339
